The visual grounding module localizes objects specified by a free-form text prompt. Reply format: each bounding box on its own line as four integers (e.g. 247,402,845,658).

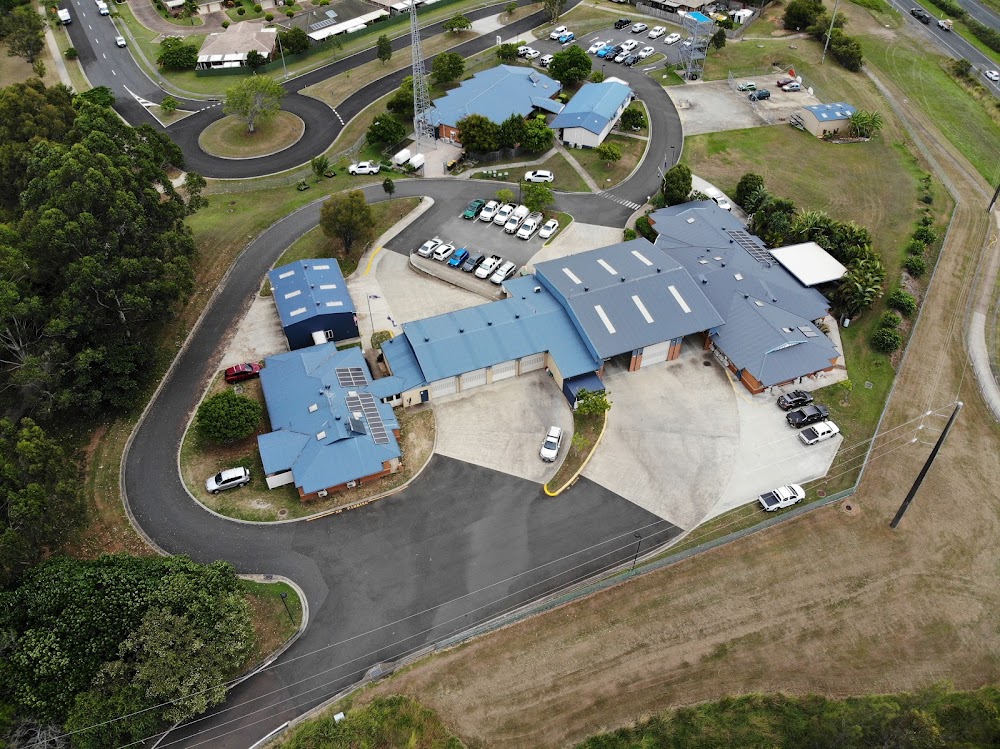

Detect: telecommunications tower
409,2,435,149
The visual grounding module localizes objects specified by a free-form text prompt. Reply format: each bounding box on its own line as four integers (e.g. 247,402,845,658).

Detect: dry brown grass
198,111,305,159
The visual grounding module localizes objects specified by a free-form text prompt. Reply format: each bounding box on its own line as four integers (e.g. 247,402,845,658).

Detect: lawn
473,152,590,192
571,133,646,188
544,411,605,493
240,578,304,668
198,111,305,158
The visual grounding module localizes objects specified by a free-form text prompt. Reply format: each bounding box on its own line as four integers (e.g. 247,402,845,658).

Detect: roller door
519,352,545,374
431,377,457,398
460,368,487,390
491,360,516,381
640,341,670,368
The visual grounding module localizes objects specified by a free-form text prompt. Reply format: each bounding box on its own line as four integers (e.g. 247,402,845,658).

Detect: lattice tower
409,2,435,149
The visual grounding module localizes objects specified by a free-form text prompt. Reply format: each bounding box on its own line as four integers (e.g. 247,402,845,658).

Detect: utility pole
890,402,963,529
275,31,288,80
821,0,842,64
988,179,1000,213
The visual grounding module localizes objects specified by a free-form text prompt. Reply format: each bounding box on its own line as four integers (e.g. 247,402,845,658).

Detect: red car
776,77,795,87
224,362,262,384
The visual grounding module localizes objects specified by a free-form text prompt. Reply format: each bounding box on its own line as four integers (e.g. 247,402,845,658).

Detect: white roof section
769,242,847,286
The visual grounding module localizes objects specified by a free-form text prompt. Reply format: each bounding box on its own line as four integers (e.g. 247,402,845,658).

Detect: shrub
871,328,903,353
920,193,933,204
623,228,637,241
65,46,78,59
905,239,926,255
160,95,178,115
635,215,655,241
286,9,294,16
913,225,937,245
236,6,245,14
253,2,261,9
196,390,262,443
734,172,765,209
904,256,927,277
264,12,273,20
919,213,934,227
880,311,901,329
221,19,230,27
887,289,917,316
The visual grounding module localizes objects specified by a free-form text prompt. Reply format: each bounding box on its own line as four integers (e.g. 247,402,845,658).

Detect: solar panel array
728,230,774,265
345,392,390,445
336,367,367,388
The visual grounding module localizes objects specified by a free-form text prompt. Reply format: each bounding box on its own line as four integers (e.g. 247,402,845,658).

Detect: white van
57,8,71,23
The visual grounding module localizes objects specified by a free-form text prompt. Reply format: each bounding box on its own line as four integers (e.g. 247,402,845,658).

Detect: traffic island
543,410,608,496
198,111,305,160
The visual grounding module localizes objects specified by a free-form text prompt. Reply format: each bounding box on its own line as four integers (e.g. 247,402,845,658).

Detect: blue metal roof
564,372,606,398
427,65,562,128
267,259,355,329
803,102,856,122
400,277,601,382
380,334,428,391
711,295,839,387
257,344,400,495
549,81,632,135
533,238,724,360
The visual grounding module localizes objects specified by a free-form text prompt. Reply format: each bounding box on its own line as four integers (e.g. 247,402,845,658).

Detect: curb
543,410,609,496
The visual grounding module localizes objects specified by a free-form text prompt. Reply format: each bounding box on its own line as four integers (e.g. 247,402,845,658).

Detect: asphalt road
954,0,1000,32
125,178,677,747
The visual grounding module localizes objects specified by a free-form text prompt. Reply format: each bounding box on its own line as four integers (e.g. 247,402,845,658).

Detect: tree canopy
196,389,262,443
278,26,310,54
443,14,471,32
0,85,198,418
376,34,392,64
431,52,465,85
456,113,501,153
4,5,45,63
496,42,519,62
387,75,415,120
366,113,405,147
661,163,692,205
522,183,554,214
498,113,527,149
0,555,254,744
521,115,553,152
549,44,591,86
224,75,285,133
320,190,376,258
156,36,198,69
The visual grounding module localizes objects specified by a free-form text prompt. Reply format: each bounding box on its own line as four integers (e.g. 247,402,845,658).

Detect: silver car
206,467,251,494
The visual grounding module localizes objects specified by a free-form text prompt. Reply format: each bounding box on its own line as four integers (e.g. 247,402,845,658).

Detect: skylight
597,259,618,275
668,285,691,314
563,268,582,284
284,290,301,299
595,305,616,334
313,264,330,270
631,250,653,266
289,307,307,317
319,284,337,290
278,270,295,279
632,295,654,324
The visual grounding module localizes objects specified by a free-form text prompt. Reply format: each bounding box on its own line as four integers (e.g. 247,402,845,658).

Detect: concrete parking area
221,292,287,366
374,250,486,327
432,371,574,484
582,340,741,531
666,80,821,135
524,221,625,271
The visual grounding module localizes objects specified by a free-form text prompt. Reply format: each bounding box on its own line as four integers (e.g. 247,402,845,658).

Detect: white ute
799,420,841,445
539,426,564,462
517,212,544,239
757,484,805,512
476,255,503,279
503,204,530,233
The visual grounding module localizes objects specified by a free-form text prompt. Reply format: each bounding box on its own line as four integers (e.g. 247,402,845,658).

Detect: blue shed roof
399,277,601,382
380,334,428,391
427,65,563,128
533,238,725,360
268,259,355,329
803,102,856,122
257,344,400,494
549,81,632,134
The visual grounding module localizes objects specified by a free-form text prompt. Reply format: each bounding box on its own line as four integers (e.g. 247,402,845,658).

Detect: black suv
623,53,640,66
614,18,632,29
748,89,770,101
777,390,813,411
910,7,932,22
786,404,830,428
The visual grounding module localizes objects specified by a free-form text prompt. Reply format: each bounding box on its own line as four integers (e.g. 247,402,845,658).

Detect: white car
648,25,666,38
549,25,568,39
664,32,681,44
538,218,559,239
539,54,554,68
416,237,442,257
431,242,455,261
492,203,515,225
621,39,639,52
490,260,517,284
517,45,530,56
475,255,503,279
631,22,648,33
985,69,1000,82
523,48,540,60
638,46,655,59
348,161,380,175
757,484,805,512
205,467,251,495
479,199,500,222
517,212,543,239
97,2,109,14
588,39,608,53
799,420,841,445
524,169,554,183
539,426,564,462
115,35,127,47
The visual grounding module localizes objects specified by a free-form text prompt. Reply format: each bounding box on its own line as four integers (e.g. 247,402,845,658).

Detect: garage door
491,360,516,381
431,377,457,398
519,352,545,374
640,341,670,368
460,368,487,390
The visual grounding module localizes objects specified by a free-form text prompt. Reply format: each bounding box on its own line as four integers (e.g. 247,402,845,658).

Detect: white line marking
111,69,116,75
102,52,106,58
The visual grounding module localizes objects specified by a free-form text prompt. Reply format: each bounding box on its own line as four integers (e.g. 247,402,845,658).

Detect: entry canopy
769,242,847,287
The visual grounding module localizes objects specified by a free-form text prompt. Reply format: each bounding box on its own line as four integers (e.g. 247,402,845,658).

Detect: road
954,0,1000,33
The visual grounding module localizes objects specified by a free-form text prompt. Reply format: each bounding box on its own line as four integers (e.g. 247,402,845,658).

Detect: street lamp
631,532,642,570
518,177,523,204
367,294,380,341
670,144,675,167
275,31,288,80
280,592,294,624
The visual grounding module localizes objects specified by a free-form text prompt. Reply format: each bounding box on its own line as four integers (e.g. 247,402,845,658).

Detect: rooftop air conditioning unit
317,489,329,497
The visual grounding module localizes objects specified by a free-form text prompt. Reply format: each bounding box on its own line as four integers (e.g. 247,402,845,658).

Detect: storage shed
268,259,358,350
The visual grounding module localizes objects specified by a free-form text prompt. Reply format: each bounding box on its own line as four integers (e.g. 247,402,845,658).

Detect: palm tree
835,256,885,316
790,209,834,242
848,110,884,139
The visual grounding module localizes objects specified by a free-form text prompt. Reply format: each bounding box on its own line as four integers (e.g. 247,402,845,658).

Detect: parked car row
414,238,519,284
462,198,558,238
777,390,841,445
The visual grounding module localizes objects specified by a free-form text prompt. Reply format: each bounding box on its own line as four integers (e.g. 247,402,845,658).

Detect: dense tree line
0,555,254,748
783,0,863,71
0,79,197,419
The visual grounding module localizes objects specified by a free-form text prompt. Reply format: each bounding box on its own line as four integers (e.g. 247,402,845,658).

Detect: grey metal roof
400,276,601,381
533,238,725,360
711,295,839,387
267,259,354,328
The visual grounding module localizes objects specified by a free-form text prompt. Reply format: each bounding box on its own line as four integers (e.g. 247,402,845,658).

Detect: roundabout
198,111,306,160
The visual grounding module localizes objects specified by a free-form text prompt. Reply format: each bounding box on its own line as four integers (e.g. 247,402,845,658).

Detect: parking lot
668,79,822,135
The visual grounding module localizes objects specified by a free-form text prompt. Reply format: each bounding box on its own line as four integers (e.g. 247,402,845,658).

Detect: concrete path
556,143,602,192
582,341,741,530
433,372,573,484
459,148,558,179
43,23,74,87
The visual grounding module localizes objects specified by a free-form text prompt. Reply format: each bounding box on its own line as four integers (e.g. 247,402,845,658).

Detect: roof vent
335,415,341,420
424,336,429,342
459,328,464,333
621,277,626,282
729,239,734,243
656,268,661,273
515,314,520,319
743,293,749,299
487,321,493,326
534,286,541,293
584,286,589,291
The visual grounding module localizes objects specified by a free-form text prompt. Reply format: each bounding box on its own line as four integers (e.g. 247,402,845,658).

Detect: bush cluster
887,289,917,316
871,327,903,353
904,255,926,277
